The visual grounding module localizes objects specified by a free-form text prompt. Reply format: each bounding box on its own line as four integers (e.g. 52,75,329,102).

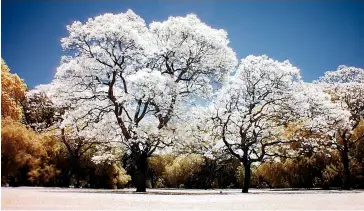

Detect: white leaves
217,55,302,110
316,65,364,84
150,14,234,61
127,68,168,102
215,55,302,124
181,55,305,161
35,9,364,161
150,13,238,93
44,10,239,154
315,65,364,129
62,9,149,53
289,83,351,135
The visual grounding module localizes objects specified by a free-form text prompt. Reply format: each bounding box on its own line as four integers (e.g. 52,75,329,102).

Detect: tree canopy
1,58,27,121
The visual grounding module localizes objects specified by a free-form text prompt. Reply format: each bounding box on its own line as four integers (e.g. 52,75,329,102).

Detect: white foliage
38,10,238,159
314,65,364,144
195,55,303,162
30,9,364,166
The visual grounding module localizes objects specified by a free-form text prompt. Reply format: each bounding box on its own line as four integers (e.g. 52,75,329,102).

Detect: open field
2,187,364,210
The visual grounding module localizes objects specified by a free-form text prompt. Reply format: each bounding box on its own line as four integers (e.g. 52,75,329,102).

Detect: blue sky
2,1,364,88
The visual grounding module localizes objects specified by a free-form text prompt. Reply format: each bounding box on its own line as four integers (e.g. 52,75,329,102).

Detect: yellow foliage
1,118,62,185
1,59,27,121
148,154,175,177
94,162,131,189
352,120,364,142
163,154,204,187
254,162,289,188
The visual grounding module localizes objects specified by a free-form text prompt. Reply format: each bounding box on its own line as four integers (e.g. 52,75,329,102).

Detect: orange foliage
1,58,27,121
1,118,61,185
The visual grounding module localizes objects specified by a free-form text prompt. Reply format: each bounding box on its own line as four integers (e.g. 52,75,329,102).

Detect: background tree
1,118,62,186
162,154,204,188
24,87,129,188
24,89,96,187
1,58,27,121
315,65,364,189
173,106,234,189
22,91,62,132
147,154,175,188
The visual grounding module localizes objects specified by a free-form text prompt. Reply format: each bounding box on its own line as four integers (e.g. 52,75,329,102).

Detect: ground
2,187,364,210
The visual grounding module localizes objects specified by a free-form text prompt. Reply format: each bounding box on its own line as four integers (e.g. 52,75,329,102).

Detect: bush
1,118,62,186
163,154,204,188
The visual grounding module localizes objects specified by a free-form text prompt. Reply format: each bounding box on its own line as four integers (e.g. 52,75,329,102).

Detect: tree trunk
342,140,350,190
150,172,155,189
134,153,148,192
70,155,81,188
242,162,251,193
75,169,81,188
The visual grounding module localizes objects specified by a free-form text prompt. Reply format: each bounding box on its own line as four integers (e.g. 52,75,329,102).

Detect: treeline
2,57,364,190
3,123,364,190
144,147,364,189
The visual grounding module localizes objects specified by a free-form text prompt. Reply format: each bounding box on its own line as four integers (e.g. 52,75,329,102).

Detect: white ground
2,187,364,210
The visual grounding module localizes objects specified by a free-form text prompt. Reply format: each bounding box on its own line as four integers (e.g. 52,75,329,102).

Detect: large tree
315,65,364,189
205,55,302,193
41,10,237,192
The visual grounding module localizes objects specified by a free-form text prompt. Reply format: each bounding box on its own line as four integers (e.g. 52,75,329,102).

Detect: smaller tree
205,55,302,193
25,87,121,187
22,91,61,132
277,82,350,156
315,65,364,189
1,59,27,121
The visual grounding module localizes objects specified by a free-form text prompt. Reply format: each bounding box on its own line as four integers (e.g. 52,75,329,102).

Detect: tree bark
341,139,351,190
242,162,251,193
134,153,148,192
69,154,81,188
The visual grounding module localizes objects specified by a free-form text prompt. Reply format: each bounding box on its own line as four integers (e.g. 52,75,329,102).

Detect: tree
163,154,204,188
22,91,62,132
206,55,302,192
1,58,27,121
41,10,237,192
1,118,62,186
148,154,175,188
174,106,241,189
24,88,116,187
315,65,364,190
278,82,350,156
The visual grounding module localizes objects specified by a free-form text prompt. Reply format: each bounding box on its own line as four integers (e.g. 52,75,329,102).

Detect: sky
2,1,364,88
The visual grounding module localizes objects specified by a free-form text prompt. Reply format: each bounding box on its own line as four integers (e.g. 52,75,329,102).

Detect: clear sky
2,1,364,88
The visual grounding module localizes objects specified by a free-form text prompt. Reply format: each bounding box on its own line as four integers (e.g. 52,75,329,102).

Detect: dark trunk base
242,162,251,193
342,141,351,190
134,153,148,192
136,186,146,192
